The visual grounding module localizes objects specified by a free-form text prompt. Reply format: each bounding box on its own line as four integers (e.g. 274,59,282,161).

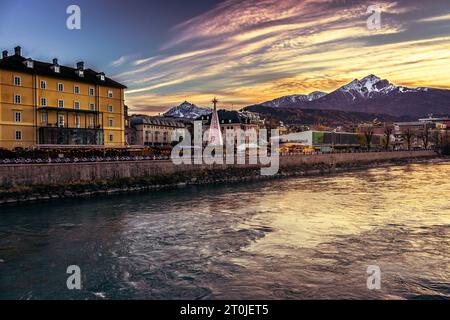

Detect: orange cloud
117,0,450,113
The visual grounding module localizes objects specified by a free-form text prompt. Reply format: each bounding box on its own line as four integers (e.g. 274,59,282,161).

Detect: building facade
392,121,435,149
129,115,188,147
198,110,260,146
291,130,383,152
0,46,127,150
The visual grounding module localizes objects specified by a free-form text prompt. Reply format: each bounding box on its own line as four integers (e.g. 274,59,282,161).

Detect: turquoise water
0,161,449,299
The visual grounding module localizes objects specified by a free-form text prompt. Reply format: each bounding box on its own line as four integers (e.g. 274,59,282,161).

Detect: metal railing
0,149,434,165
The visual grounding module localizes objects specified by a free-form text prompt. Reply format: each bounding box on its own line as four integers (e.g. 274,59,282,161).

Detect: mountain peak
164,101,211,119
361,74,381,82
338,74,397,100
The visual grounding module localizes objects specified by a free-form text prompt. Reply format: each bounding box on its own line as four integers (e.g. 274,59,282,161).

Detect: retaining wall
0,150,436,187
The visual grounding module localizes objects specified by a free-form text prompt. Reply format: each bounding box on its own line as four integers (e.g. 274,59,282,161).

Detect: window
109,134,114,142
75,115,81,128
54,66,60,73
40,80,47,89
74,101,80,109
58,115,65,127
89,103,95,111
15,131,22,140
108,119,113,127
88,116,94,128
107,105,113,112
58,83,64,92
40,98,47,106
14,111,22,123
89,87,95,96
14,94,21,104
14,76,21,86
58,100,64,108
41,113,48,126
74,86,80,94
108,90,113,98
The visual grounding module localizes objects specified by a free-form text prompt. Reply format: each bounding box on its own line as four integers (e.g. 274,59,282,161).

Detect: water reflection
0,162,449,299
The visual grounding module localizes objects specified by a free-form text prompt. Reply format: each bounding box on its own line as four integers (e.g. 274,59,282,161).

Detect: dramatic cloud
118,0,450,113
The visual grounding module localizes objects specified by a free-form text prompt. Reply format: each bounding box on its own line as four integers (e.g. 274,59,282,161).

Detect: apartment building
0,46,127,150
129,115,188,147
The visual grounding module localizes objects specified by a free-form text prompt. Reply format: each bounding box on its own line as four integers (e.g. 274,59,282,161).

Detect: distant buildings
128,101,265,149
418,116,450,130
288,130,383,152
392,121,434,150
0,46,127,150
128,115,188,147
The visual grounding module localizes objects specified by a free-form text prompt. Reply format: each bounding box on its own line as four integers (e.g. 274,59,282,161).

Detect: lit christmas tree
207,97,224,146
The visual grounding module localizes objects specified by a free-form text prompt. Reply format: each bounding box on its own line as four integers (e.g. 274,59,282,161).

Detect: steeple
208,97,223,146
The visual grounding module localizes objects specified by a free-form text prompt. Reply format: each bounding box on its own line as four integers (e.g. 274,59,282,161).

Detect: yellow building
0,46,127,150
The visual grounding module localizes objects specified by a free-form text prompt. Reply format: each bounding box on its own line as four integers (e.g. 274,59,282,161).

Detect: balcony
38,127,104,146
37,106,101,114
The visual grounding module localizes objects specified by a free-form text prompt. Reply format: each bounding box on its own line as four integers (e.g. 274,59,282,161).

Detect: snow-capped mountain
337,74,397,100
332,74,432,102
261,91,327,108
164,101,212,119
307,91,328,101
250,75,450,118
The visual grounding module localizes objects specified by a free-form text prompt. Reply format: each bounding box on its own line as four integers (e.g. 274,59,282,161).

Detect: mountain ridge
256,75,450,118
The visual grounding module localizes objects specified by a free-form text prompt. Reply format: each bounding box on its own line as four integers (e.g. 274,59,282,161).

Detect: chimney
2,50,8,59
51,58,60,73
76,61,84,70
14,46,21,56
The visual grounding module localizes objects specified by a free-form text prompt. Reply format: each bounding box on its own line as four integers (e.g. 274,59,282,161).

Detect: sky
1,0,449,114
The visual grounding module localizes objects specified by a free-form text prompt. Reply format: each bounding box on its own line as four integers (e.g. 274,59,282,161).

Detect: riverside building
129,115,188,147
0,46,127,150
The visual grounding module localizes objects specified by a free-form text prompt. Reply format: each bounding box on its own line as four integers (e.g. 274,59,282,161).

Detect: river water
0,161,449,300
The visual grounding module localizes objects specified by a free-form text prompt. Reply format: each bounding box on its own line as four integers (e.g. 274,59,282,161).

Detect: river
0,161,449,300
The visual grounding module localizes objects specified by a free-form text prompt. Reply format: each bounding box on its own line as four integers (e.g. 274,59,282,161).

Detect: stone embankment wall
0,150,436,187
0,150,438,204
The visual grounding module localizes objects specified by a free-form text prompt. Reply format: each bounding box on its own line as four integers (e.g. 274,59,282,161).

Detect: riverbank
0,150,444,206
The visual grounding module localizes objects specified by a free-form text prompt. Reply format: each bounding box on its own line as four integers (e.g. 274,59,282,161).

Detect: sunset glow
1,0,449,112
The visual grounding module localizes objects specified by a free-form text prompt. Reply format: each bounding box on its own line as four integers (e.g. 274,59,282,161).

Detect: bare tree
431,130,440,151
383,125,393,150
362,126,374,151
418,126,432,150
403,128,415,151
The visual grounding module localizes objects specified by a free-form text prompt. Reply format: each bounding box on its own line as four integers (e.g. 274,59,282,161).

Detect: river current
0,161,449,299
